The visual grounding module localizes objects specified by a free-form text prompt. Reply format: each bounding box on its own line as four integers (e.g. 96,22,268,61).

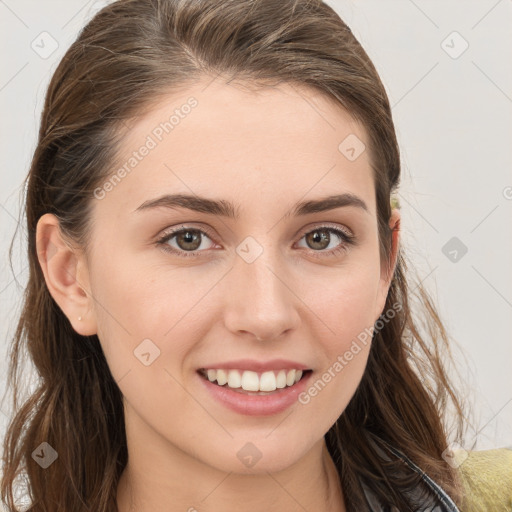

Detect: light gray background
1,0,511,460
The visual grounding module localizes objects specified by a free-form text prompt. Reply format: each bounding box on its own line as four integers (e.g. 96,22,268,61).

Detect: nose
222,246,301,342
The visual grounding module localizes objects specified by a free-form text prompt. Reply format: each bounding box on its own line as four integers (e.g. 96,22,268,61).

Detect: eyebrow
133,192,368,218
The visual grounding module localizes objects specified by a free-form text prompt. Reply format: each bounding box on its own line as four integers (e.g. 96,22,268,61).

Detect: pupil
309,230,329,249
179,231,200,250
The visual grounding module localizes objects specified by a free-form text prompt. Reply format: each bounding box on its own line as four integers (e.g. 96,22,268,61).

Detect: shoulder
456,448,512,512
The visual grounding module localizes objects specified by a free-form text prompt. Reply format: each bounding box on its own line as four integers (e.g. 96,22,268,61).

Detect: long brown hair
1,0,466,510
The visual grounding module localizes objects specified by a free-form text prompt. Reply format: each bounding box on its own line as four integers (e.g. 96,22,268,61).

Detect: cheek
87,247,164,378
298,341,371,435
89,259,200,434
295,262,380,422
89,247,219,386
304,257,382,342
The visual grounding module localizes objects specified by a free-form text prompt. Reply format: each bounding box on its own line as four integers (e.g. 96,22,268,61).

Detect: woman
1,0,473,510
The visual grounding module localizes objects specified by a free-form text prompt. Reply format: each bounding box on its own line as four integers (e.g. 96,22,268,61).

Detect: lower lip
197,371,312,416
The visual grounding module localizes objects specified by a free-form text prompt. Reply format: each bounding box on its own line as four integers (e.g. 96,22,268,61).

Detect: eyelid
155,224,219,258
157,223,217,241
295,221,354,239
156,222,356,257
293,223,356,259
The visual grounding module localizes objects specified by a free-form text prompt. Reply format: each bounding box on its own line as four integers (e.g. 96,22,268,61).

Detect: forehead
96,77,375,220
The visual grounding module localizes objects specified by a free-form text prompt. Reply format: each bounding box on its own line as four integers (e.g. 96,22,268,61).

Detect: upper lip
198,359,311,373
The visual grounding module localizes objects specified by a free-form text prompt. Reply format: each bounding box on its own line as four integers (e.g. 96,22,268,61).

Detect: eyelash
156,224,356,259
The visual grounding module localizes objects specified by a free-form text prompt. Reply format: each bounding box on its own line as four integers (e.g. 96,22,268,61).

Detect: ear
374,208,401,319
36,213,97,336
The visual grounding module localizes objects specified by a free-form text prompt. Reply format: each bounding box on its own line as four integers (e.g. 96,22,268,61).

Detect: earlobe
36,213,97,336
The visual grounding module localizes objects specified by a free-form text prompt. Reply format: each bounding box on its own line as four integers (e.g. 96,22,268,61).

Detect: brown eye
296,226,356,258
175,230,202,251
305,229,332,250
157,227,216,258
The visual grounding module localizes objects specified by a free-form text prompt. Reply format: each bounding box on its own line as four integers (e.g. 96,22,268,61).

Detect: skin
37,77,400,512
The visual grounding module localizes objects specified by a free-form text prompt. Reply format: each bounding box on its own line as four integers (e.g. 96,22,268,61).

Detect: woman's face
62,78,399,474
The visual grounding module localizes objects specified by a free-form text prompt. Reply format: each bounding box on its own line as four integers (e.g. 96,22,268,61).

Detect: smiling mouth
197,368,312,395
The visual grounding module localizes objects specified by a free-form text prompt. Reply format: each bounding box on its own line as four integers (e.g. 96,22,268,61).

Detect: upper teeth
203,369,304,392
